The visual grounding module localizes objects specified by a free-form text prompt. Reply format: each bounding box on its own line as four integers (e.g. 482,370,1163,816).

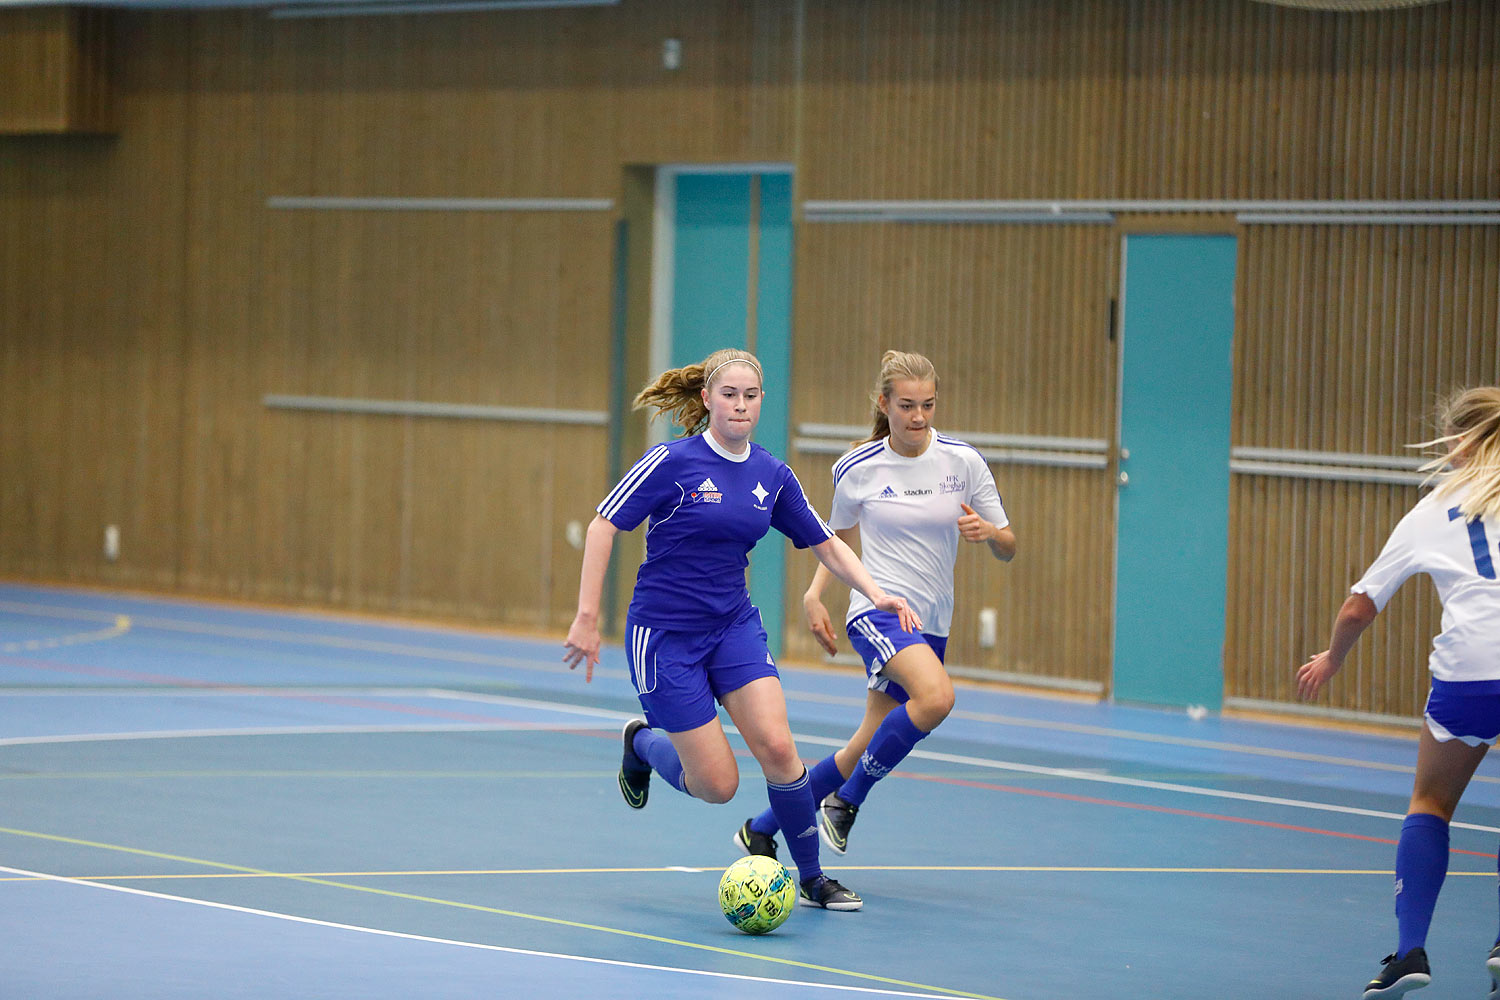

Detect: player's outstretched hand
563,615,601,683
1296,650,1339,701
957,503,993,543
873,593,922,634
803,596,839,656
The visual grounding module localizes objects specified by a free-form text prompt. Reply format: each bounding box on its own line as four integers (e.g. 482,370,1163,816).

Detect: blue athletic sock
837,704,928,807
749,754,844,837
1395,812,1449,956
632,727,690,796
766,768,821,883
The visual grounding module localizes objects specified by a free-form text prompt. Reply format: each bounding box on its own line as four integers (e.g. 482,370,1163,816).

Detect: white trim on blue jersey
598,444,669,521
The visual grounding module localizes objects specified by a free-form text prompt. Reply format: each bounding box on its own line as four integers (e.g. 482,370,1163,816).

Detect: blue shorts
625,605,779,733
1424,678,1500,747
846,609,948,705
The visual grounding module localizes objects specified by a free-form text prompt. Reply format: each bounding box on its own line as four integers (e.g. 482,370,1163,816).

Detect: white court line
0,864,959,1000
0,722,615,747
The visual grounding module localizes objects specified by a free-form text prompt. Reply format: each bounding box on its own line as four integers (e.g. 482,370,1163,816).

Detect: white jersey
829,432,1009,637
1352,485,1500,682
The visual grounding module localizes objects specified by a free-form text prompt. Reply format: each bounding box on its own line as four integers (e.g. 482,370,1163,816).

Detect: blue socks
631,726,690,796
749,754,844,837
766,768,822,883
1395,812,1449,956
838,703,928,807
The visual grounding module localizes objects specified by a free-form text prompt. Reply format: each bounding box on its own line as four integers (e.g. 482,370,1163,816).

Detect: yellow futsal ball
718,855,795,934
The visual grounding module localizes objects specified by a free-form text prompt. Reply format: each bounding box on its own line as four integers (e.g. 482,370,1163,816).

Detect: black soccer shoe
733,819,779,861
817,792,858,855
797,874,862,911
1486,942,1500,1000
1362,948,1431,999
618,719,651,809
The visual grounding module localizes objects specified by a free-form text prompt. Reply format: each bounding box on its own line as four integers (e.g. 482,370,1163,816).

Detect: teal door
1112,234,1237,708
669,171,794,656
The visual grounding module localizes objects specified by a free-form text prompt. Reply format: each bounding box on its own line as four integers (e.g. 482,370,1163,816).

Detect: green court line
0,825,1004,1000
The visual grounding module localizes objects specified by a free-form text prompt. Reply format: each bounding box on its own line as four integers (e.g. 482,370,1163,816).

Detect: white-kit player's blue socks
837,703,927,806
1394,812,1449,957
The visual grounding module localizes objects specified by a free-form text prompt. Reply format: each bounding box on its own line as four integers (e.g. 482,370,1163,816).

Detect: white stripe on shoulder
599,445,670,520
785,467,834,539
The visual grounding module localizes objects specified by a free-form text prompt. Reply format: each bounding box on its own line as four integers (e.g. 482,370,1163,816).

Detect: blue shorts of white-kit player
626,605,780,733
1424,678,1500,746
846,609,948,705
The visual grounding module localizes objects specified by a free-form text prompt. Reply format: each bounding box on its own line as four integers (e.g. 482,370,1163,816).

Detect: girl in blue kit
1296,387,1500,1000
734,350,1015,859
563,348,920,911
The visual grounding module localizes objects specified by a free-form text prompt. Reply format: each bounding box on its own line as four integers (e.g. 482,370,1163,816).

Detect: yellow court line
0,826,1003,1000
7,864,1494,883
0,615,131,655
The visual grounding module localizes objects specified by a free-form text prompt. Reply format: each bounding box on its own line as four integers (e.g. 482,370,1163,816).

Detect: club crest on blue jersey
691,477,723,503
751,482,770,510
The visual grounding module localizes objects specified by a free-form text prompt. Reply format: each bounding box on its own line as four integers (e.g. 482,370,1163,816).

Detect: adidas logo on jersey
691,477,723,504
878,485,898,499
697,478,718,492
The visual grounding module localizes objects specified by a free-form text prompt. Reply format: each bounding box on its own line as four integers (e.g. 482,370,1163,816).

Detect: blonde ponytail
633,348,762,436
1418,386,1500,521
853,350,940,447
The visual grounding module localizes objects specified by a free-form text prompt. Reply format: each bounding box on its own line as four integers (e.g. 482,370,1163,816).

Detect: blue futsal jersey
598,433,834,631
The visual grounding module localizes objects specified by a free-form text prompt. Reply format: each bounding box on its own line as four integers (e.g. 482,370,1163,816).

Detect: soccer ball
718,855,795,934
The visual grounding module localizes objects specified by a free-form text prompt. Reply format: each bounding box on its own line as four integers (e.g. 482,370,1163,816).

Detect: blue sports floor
2,582,1498,999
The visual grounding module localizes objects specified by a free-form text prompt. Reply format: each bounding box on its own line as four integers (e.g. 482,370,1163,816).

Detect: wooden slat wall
1,0,1497,711
784,223,1117,687
0,7,112,134
1230,224,1500,715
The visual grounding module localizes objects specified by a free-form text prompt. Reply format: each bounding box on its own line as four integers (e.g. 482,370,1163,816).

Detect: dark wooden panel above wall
0,6,113,134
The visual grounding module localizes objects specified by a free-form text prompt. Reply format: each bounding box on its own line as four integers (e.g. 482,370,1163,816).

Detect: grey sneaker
733,819,778,861
1487,942,1500,1000
618,720,650,809
818,792,858,855
797,874,862,911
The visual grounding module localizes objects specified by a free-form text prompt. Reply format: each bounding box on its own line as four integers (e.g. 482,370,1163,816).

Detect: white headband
704,358,762,387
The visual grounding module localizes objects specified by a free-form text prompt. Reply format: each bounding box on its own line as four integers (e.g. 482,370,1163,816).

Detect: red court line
892,771,1498,860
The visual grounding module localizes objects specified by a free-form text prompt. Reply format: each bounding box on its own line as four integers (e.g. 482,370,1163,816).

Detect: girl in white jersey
1296,387,1500,1000
735,351,1015,859
564,348,920,911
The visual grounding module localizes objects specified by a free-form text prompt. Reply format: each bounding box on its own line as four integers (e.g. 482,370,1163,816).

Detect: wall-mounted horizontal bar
1240,212,1500,226
794,437,1107,470
946,664,1105,694
1230,459,1426,486
822,654,1104,694
1232,446,1428,471
797,423,1108,454
803,206,1115,224
1225,696,1421,731
266,196,614,212
804,198,1500,219
271,0,616,17
264,394,607,426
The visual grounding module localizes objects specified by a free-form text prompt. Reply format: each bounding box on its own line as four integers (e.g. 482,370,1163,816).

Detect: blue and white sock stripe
832,439,884,486
766,769,809,793
629,624,656,693
599,445,669,520
852,614,897,665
